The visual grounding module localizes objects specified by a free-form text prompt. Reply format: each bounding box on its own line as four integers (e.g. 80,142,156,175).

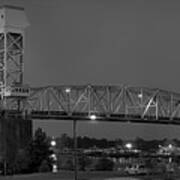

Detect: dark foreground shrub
95,158,114,171
39,160,51,172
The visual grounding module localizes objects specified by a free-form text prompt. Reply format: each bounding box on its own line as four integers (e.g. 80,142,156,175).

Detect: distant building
157,144,180,155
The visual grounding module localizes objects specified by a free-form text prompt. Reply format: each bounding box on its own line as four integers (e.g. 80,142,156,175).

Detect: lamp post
65,87,97,180
125,143,133,165
73,119,78,180
168,144,173,163
65,88,78,180
73,113,97,180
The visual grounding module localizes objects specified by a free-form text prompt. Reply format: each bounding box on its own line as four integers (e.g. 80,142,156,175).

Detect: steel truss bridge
0,6,179,126
4,85,180,125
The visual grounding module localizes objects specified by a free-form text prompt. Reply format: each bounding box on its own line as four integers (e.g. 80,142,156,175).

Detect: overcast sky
4,0,180,139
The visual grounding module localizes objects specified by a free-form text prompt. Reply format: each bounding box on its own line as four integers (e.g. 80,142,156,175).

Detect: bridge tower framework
0,5,29,107
0,5,31,175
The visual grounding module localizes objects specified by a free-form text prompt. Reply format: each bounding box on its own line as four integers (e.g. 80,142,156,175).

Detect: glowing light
89,114,97,120
65,88,71,93
52,164,58,173
51,139,56,146
51,154,57,161
138,93,143,98
125,143,133,149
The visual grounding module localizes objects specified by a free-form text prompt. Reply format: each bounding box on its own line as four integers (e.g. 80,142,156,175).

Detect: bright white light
51,154,57,161
53,164,57,169
89,114,97,120
52,164,58,173
138,93,143,98
168,144,173,149
125,143,133,149
65,88,71,93
134,149,139,153
51,154,56,158
51,140,56,146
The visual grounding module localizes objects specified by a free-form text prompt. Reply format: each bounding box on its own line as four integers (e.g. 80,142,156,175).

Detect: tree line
4,128,53,174
56,133,179,153
56,133,122,149
5,128,180,175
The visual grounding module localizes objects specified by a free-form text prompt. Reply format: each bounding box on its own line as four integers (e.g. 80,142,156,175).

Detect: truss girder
11,85,180,122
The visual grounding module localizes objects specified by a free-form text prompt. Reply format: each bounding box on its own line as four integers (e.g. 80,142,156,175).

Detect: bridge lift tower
0,5,32,175
0,5,30,110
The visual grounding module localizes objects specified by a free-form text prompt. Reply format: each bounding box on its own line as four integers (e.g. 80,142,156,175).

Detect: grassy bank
0,171,179,180
0,171,125,180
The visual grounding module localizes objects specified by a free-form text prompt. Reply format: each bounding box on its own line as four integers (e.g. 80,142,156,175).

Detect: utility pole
73,119,78,180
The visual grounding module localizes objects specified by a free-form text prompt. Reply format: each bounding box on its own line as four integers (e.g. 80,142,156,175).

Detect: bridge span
4,85,180,125
0,5,178,126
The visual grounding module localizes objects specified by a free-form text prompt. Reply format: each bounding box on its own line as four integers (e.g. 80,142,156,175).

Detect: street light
138,92,143,115
89,114,97,120
125,143,133,150
51,153,57,161
168,144,173,149
51,139,56,147
65,87,71,114
138,93,143,99
168,144,173,163
73,119,78,180
65,87,78,180
65,88,71,94
125,143,133,166
138,93,143,106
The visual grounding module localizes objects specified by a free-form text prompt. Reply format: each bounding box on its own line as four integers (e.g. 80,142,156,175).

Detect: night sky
4,0,180,139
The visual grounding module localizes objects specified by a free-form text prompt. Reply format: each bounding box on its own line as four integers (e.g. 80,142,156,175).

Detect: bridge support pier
0,115,32,175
